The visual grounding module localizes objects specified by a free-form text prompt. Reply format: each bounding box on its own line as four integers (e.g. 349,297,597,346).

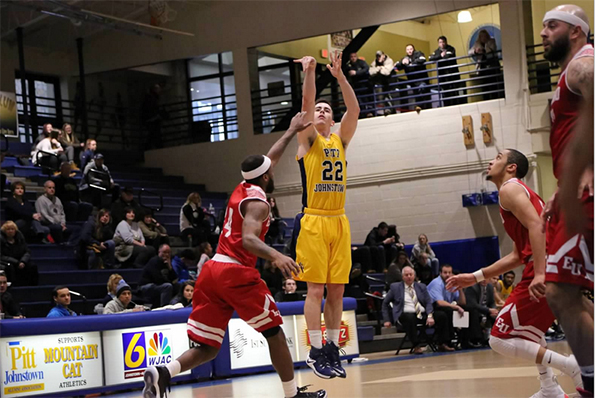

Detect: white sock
541,350,579,376
326,329,340,346
308,330,323,349
166,360,181,378
282,379,297,398
580,364,594,377
537,364,554,380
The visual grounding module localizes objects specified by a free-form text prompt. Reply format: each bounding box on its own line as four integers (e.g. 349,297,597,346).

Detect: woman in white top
31,130,68,171
113,207,156,267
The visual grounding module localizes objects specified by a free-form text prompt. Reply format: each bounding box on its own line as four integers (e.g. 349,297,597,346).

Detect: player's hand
289,111,313,132
541,190,558,233
402,58,410,65
384,321,392,328
294,56,316,73
272,253,302,279
326,50,344,80
426,317,435,327
577,166,594,198
446,274,476,292
349,70,357,76
528,274,546,302
489,308,499,318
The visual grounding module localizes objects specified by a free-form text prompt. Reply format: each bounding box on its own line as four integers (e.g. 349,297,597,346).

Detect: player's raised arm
328,51,360,148
266,112,312,168
294,56,318,151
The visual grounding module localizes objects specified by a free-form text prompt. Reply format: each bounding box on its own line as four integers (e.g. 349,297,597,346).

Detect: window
15,73,62,143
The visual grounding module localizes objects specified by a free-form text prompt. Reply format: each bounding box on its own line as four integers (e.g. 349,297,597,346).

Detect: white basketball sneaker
529,375,568,398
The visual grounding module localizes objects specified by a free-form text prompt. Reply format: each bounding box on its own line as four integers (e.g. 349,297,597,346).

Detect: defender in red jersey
447,149,581,398
540,5,594,395
142,113,327,398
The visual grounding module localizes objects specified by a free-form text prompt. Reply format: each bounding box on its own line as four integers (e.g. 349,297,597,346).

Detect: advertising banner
294,310,360,357
0,332,103,397
0,92,19,138
103,323,191,385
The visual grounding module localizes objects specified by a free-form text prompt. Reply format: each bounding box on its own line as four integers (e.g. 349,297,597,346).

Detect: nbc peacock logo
122,330,173,379
148,333,171,357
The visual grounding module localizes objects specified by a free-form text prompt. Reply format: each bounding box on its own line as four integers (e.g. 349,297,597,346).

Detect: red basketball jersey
549,44,594,181
217,181,270,266
499,178,545,280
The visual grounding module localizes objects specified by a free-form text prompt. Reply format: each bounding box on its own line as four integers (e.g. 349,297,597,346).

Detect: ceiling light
457,10,472,23
190,88,194,91
280,101,289,105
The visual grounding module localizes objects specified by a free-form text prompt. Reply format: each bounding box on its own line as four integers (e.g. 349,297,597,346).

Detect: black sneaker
142,366,171,398
323,341,346,378
291,385,328,397
306,346,335,379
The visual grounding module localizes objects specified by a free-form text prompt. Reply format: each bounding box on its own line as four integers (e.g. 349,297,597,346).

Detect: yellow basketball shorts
291,209,352,284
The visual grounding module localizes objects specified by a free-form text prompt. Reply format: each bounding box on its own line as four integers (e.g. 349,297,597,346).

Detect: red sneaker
576,387,594,397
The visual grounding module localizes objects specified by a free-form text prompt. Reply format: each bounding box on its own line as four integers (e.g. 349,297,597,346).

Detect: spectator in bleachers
103,279,144,314
47,286,77,317
102,273,123,306
54,162,93,222
411,233,440,277
32,123,53,149
266,197,287,244
180,192,210,246
196,241,213,277
0,221,38,286
170,280,194,307
261,260,283,297
31,130,68,172
383,265,438,354
344,52,371,112
386,250,413,286
385,224,404,267
58,124,83,170
427,264,465,351
497,270,515,304
414,252,433,285
114,207,155,268
275,278,300,302
469,29,502,100
139,210,169,250
0,271,24,319
80,139,97,169
490,275,505,307
142,83,166,150
368,51,395,116
111,187,141,229
139,244,178,307
81,209,116,269
5,181,50,242
35,180,75,244
396,44,431,109
429,36,465,106
80,154,118,208
171,249,197,282
364,222,394,272
464,278,498,347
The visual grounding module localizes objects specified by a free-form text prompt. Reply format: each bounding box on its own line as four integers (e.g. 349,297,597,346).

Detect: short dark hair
406,43,415,49
241,155,268,185
53,285,69,298
504,270,516,277
441,264,453,272
506,149,529,179
438,35,447,42
10,181,25,192
397,250,407,257
123,206,135,217
315,99,332,109
199,242,211,254
180,249,196,261
377,222,389,230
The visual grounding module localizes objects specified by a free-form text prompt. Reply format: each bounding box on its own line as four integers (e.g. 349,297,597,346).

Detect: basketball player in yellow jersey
292,51,359,379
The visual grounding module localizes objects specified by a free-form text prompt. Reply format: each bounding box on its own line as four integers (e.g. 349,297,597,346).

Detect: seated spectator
35,180,76,244
275,279,301,302
103,279,144,314
411,234,440,277
80,139,97,168
111,187,141,229
414,252,433,285
31,129,68,172
265,196,288,244
261,260,283,297
32,123,53,149
0,271,24,319
429,36,466,106
396,44,431,109
80,154,119,208
4,181,49,241
427,264,466,350
344,52,371,112
102,273,123,306
468,29,502,100
197,242,213,277
386,250,413,286
368,51,395,116
81,209,115,269
497,270,515,304
139,244,178,307
58,123,84,169
170,280,194,307
47,286,77,317
0,221,38,286
114,207,155,268
53,162,93,222
364,222,393,272
490,276,505,307
172,249,197,282
138,210,169,250
383,265,450,354
464,278,498,347
180,192,211,246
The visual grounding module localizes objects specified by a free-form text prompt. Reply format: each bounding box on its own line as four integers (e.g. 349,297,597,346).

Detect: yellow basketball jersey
499,280,514,300
297,133,346,211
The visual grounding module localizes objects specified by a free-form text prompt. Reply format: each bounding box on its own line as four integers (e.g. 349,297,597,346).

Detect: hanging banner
0,92,19,137
328,31,353,55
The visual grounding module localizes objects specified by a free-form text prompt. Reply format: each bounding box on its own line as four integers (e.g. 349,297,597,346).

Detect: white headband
543,10,590,35
242,155,272,180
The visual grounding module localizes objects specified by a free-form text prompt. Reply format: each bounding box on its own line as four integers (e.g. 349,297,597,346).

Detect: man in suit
383,265,454,353
464,279,498,347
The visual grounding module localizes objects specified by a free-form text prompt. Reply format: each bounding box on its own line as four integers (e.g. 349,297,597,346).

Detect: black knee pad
261,326,281,339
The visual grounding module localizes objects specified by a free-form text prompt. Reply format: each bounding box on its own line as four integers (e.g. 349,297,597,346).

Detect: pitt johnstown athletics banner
0,92,19,137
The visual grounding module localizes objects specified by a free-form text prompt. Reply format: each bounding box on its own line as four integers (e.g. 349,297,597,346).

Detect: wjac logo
122,331,172,379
